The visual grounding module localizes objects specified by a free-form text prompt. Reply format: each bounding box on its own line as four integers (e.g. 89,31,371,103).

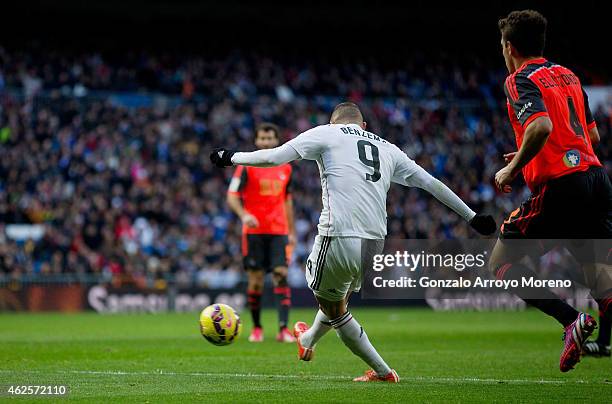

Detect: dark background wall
4,0,611,77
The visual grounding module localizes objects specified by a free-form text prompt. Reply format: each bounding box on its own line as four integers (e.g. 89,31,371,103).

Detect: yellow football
199,303,242,346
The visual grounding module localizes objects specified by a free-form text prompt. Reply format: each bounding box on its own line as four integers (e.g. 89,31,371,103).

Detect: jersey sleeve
391,146,475,221
582,88,596,130
505,74,548,127
227,166,247,195
390,146,422,186
285,126,326,160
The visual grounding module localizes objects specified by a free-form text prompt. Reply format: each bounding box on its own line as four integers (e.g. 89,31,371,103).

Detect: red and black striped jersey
504,58,601,191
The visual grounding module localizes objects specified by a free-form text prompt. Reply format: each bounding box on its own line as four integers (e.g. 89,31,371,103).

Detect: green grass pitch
1,308,611,403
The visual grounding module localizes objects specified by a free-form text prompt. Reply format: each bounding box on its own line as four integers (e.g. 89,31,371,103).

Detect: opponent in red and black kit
490,10,612,372
227,123,296,343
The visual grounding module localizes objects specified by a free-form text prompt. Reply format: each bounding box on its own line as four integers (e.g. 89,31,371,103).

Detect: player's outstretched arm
210,144,300,168
395,158,496,235
417,171,496,235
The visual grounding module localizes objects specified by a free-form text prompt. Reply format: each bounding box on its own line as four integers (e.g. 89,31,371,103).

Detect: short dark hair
331,102,363,123
498,10,547,57
255,122,280,139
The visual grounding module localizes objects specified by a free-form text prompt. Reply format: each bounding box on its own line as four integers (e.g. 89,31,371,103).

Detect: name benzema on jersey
339,126,388,144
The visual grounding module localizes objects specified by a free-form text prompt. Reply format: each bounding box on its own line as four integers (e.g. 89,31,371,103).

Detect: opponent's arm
583,87,600,146
589,126,600,146
227,193,246,218
226,167,258,228
508,116,553,175
496,74,551,192
495,116,553,192
285,196,296,245
284,169,297,245
227,194,259,228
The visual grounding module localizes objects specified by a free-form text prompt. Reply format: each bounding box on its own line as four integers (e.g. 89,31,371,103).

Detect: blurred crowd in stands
0,47,610,287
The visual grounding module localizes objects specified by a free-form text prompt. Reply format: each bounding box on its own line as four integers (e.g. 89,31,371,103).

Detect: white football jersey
286,124,423,239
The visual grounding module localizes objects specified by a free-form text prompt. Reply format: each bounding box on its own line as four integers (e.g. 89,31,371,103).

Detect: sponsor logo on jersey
563,149,581,168
516,101,532,120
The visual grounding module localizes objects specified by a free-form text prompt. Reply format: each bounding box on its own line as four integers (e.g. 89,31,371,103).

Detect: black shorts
242,234,289,271
501,166,612,239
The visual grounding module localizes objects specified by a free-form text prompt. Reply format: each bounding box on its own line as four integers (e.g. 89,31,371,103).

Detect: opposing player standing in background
227,123,296,343
491,10,612,371
212,102,496,382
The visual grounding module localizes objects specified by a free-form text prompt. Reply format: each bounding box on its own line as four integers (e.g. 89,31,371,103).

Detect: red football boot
353,369,400,383
560,312,597,372
293,321,314,361
276,327,296,343
248,326,264,343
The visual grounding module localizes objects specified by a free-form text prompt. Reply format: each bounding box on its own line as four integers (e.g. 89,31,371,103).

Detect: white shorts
305,235,384,301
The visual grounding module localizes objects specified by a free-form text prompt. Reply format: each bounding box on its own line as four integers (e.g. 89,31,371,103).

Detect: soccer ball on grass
199,303,242,346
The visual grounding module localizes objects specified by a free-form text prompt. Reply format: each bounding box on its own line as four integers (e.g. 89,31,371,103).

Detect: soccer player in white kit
211,102,496,382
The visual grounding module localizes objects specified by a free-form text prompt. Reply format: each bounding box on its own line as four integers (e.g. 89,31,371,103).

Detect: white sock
331,311,391,376
300,310,332,348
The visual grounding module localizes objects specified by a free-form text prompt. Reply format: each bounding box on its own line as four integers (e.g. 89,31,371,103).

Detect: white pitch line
69,370,347,380
0,369,606,385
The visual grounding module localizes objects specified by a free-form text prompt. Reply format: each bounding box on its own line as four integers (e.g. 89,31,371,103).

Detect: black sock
247,290,262,328
597,310,611,346
596,294,612,345
595,293,612,321
274,286,291,330
496,263,578,327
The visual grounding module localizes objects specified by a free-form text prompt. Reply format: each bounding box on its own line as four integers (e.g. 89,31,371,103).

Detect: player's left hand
210,148,235,167
288,232,297,247
494,165,516,193
469,214,497,235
